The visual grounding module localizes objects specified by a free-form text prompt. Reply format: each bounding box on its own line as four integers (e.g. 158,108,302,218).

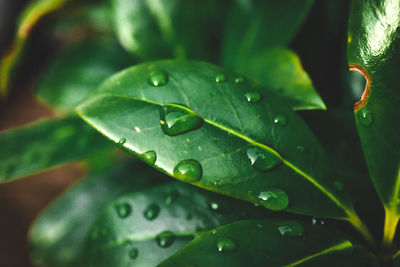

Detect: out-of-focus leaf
36,39,133,112
76,60,372,242
29,160,165,267
0,116,109,182
222,0,314,70
79,182,271,266
160,219,377,267
0,0,73,98
347,0,400,246
240,47,325,111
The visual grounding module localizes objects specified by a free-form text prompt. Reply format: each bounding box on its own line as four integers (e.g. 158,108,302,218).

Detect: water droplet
117,138,126,146
141,150,157,165
208,198,232,214
156,231,175,248
115,203,132,219
165,191,179,205
149,70,168,87
173,159,202,182
143,203,160,220
235,77,244,84
258,189,289,211
359,108,373,127
134,126,141,133
129,248,138,259
312,217,325,225
273,115,288,126
246,147,281,171
277,221,304,237
296,145,305,152
215,73,226,83
244,92,261,103
160,105,203,136
334,181,344,191
216,237,236,252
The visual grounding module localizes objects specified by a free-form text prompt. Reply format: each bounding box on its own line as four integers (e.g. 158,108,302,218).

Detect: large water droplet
115,203,132,219
149,70,168,87
258,189,289,211
273,115,288,126
244,92,261,103
215,73,226,83
359,108,373,127
129,248,139,259
160,105,203,136
173,159,202,182
117,138,126,146
141,150,157,165
156,231,175,248
277,221,304,237
143,203,160,220
216,237,236,252
246,147,281,171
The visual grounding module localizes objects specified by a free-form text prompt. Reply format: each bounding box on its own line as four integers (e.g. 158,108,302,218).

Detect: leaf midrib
77,93,352,218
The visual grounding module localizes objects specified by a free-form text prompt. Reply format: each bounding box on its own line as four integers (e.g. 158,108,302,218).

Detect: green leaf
0,116,109,182
110,0,228,61
160,219,377,267
76,60,371,240
222,0,314,70
347,0,400,245
80,182,271,266
29,160,164,267
36,39,133,112
0,0,73,98
238,47,325,111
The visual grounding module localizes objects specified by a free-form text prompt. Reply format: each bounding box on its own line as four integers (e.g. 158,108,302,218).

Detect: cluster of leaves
0,0,399,266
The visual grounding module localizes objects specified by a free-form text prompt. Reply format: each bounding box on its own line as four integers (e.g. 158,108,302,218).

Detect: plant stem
347,213,375,246
383,207,399,248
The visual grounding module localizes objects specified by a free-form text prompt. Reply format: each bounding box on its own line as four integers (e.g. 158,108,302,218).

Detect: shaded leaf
29,160,164,267
36,39,133,112
76,60,371,240
80,182,271,266
0,116,109,182
347,0,400,245
160,219,377,267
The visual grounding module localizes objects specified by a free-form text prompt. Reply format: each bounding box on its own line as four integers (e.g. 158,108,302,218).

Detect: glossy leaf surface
347,0,400,244
36,39,133,112
76,60,364,225
160,219,377,267
0,116,108,182
29,160,164,267
110,0,227,61
222,0,314,70
239,47,325,111
80,182,271,267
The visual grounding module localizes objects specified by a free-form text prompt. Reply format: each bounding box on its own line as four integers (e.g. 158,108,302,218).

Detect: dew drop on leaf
277,221,304,237
149,70,168,87
312,217,325,225
246,147,281,171
117,137,126,146
159,105,203,136
156,231,175,248
215,73,226,83
141,150,157,165
208,198,232,214
173,159,202,182
115,202,132,219
244,92,261,103
143,203,160,220
216,237,236,252
234,77,244,84
129,248,138,259
165,191,179,205
273,115,288,126
258,189,289,211
358,108,373,127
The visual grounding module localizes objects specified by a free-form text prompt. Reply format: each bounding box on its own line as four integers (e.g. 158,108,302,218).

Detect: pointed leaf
0,116,109,182
29,161,164,267
239,47,325,111
347,0,400,244
80,182,271,266
36,39,133,113
76,60,365,228
160,219,377,267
